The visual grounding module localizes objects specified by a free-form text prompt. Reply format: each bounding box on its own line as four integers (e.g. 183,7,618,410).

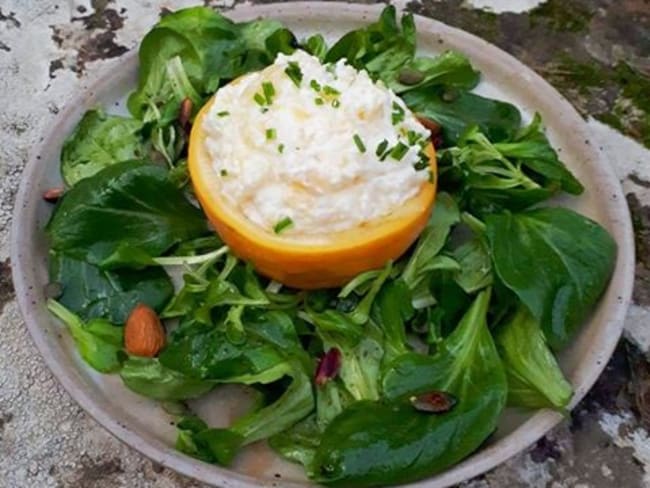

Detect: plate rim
10,2,635,488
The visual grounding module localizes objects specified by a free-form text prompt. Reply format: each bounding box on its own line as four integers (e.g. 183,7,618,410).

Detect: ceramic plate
11,3,635,487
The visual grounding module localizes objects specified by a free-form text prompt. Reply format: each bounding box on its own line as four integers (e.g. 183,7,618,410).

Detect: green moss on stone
529,0,594,33
545,57,650,147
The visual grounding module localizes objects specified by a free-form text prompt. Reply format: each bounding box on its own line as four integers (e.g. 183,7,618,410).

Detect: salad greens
61,109,145,186
485,207,616,350
47,161,208,267
44,5,617,487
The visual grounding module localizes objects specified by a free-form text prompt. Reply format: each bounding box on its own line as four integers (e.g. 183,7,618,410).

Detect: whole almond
43,187,65,203
124,303,165,357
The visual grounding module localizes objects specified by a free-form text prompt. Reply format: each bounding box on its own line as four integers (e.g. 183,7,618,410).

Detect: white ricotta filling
203,50,431,236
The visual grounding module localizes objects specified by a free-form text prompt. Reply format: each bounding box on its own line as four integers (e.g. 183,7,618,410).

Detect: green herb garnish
407,130,421,145
266,128,276,140
278,143,285,154
220,169,228,177
375,139,389,157
391,101,405,125
315,97,324,106
353,134,366,153
285,61,303,87
273,216,293,234
332,99,341,108
217,111,230,117
310,79,322,92
390,141,408,160
323,85,340,96
253,93,266,107
413,159,428,170
262,81,275,105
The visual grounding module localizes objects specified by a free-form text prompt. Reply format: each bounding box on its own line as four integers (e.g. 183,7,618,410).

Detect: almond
178,97,193,132
124,303,165,357
43,187,65,203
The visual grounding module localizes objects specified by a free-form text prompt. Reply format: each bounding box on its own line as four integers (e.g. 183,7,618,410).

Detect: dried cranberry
315,348,342,386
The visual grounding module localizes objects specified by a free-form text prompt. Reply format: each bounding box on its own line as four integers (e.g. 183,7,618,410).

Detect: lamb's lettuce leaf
49,252,173,324
486,207,616,349
46,161,208,268
61,109,145,186
495,305,573,409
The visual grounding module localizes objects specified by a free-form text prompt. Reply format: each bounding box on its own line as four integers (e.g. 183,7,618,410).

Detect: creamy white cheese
202,50,431,236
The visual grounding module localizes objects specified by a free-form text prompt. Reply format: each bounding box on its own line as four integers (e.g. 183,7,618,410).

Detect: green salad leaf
325,6,415,86
50,252,173,324
389,51,480,94
47,299,124,373
302,34,328,60
325,6,478,94
120,357,215,401
312,290,507,486
46,161,208,267
61,109,145,186
402,87,521,145
494,114,583,195
269,416,321,476
402,192,460,291
177,368,313,465
486,207,617,349
495,305,573,409
452,237,492,294
128,7,294,125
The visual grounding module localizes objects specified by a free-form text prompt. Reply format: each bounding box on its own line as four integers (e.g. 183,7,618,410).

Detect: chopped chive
262,81,275,105
220,169,228,177
428,170,435,183
217,111,230,117
407,130,421,145
274,216,293,234
413,159,428,170
315,97,324,106
414,150,430,171
310,79,322,92
375,139,389,157
389,141,409,161
278,143,285,154
266,128,276,140
391,101,405,125
323,85,340,96
331,99,341,108
253,93,266,106
353,134,366,153
284,61,303,87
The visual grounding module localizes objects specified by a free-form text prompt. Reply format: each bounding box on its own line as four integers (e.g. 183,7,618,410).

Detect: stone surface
1,0,649,487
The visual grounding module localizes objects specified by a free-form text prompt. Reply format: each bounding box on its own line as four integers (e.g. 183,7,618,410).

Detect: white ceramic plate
11,3,635,487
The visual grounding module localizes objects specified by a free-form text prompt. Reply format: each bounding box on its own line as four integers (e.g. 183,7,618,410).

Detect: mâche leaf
50,252,173,324
402,87,521,145
495,305,573,409
61,109,145,186
46,161,208,268
313,290,507,486
120,356,215,400
486,207,616,349
47,299,125,373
